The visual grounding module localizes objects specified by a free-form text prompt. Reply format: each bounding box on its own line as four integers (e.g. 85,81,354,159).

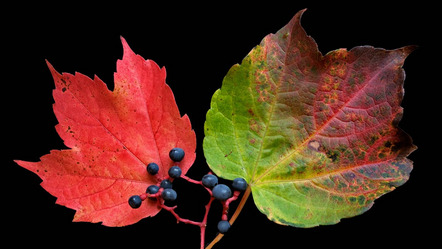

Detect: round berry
147,162,159,175
217,220,231,234
160,179,173,189
128,195,142,209
169,148,185,162
202,174,218,188
168,166,182,178
232,178,248,191
146,185,160,194
212,184,232,201
161,188,177,201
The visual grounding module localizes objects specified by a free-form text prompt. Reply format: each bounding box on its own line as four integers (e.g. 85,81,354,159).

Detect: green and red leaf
15,38,196,226
203,9,416,227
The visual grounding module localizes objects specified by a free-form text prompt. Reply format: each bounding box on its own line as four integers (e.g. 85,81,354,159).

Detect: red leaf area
15,38,196,226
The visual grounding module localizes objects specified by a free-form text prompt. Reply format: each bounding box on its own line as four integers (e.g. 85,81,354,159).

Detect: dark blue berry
217,220,230,234
161,188,177,201
128,195,142,209
169,148,185,162
160,179,173,189
232,178,248,191
146,185,160,194
202,174,218,188
168,166,182,178
147,162,159,175
212,184,232,201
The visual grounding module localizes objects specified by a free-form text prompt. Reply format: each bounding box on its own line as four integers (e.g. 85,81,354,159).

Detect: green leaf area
203,10,415,227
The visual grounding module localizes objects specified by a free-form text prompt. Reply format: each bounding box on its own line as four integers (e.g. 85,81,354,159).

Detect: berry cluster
128,147,185,208
201,174,248,233
127,147,248,236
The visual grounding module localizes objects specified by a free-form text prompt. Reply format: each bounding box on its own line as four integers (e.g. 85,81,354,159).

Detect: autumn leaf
203,9,416,227
14,37,196,227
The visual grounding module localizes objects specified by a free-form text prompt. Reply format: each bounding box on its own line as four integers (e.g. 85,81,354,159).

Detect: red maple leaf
14,37,196,226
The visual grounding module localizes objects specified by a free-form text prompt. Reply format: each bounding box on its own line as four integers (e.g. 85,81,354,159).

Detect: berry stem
205,185,251,249
221,190,240,220
181,174,213,194
200,196,215,249
158,174,217,249
181,175,203,185
136,173,246,249
160,194,215,249
160,204,202,226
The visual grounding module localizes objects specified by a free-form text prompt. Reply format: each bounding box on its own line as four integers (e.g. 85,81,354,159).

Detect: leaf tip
294,8,308,22
45,59,55,72
401,45,418,57
14,159,36,172
44,59,63,81
120,36,135,58
299,8,308,15
120,36,128,47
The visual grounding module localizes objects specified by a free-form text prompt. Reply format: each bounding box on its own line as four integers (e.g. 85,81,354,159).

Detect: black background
4,1,438,248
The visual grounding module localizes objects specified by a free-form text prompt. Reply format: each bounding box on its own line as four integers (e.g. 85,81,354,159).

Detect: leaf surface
203,10,415,227
15,38,196,226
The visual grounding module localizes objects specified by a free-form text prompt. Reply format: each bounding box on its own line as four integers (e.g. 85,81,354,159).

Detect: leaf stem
205,185,251,249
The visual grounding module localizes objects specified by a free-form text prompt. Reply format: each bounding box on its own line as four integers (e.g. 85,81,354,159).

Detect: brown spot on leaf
249,119,261,133
326,150,339,162
308,140,320,151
